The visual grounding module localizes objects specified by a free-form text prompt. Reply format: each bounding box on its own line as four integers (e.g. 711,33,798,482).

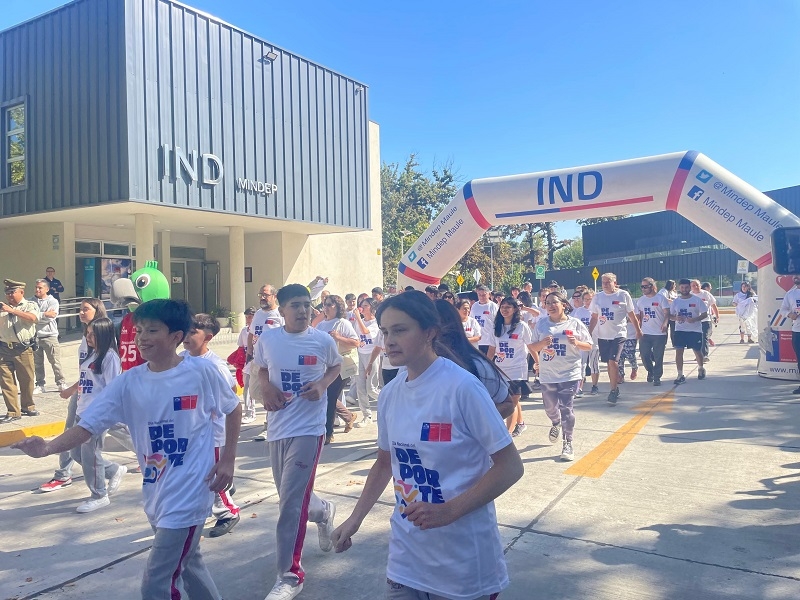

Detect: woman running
487,297,539,437
352,297,380,427
531,291,592,461
331,291,523,600
457,299,482,348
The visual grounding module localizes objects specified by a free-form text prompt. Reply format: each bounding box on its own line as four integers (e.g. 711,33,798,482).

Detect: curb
0,420,66,448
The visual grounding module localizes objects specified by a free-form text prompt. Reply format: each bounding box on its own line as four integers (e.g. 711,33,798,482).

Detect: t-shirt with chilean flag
254,326,342,442
589,290,635,340
469,301,498,346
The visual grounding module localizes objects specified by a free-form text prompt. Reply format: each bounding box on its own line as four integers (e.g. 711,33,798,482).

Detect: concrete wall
0,222,76,295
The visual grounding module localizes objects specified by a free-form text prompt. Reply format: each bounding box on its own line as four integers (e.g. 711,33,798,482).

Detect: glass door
170,262,187,301
203,262,220,312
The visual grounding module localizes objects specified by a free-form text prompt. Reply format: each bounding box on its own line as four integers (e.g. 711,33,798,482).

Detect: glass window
4,102,25,188
75,240,102,254
103,242,130,256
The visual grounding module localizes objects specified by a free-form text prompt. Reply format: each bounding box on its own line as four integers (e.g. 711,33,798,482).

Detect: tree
575,216,628,227
553,238,583,269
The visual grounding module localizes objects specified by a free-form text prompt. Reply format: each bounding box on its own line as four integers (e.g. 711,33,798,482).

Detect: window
4,102,25,188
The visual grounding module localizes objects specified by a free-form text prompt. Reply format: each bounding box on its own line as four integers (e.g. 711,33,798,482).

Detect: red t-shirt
119,312,145,371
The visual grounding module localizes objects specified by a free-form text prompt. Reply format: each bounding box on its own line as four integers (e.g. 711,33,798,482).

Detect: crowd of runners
10,272,758,600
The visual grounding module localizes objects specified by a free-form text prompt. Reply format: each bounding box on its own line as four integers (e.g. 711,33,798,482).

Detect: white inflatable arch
396,151,800,379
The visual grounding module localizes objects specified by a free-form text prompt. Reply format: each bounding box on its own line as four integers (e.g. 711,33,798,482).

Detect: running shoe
560,440,574,461
264,578,303,600
517,422,527,434
511,424,523,437
739,339,746,344
590,385,599,395
653,379,662,386
39,478,72,492
698,367,706,380
76,496,110,513
344,413,357,434
630,368,638,380
354,416,373,428
33,385,46,395
317,501,336,552
748,338,755,344
575,389,584,398
107,465,127,496
241,414,257,425
674,375,686,385
209,514,240,538
607,388,619,405
548,423,561,444
646,373,653,383
253,429,268,442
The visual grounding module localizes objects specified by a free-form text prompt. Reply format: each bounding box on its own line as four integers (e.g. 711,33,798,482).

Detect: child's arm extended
12,426,92,458
207,403,242,493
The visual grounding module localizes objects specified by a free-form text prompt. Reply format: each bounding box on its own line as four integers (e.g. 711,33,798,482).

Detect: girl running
352,297,380,427
488,297,539,437
457,299,482,348
71,317,125,511
531,292,592,461
331,291,523,600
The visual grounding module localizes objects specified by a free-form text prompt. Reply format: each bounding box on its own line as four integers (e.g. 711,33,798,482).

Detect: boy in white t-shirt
13,299,242,600
469,284,498,355
182,313,241,539
255,284,343,600
249,283,284,442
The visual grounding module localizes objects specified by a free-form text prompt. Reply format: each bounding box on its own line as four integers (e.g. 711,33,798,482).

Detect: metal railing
56,297,129,332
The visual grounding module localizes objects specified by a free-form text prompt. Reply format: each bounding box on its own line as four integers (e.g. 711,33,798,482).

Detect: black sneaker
698,367,706,380
793,386,800,395
607,388,619,405
590,385,599,395
674,375,686,385
209,514,240,538
646,373,654,383
653,379,662,386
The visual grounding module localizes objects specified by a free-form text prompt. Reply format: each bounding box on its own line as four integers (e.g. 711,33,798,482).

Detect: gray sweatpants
541,380,579,442
71,415,122,498
34,336,66,388
141,524,221,600
269,435,328,586
54,391,78,480
386,579,499,600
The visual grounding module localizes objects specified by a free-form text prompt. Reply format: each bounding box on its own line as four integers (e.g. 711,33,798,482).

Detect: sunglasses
572,294,581,298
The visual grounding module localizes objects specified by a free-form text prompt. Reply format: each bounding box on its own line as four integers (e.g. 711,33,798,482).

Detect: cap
4,279,25,293
547,280,560,287
244,306,257,316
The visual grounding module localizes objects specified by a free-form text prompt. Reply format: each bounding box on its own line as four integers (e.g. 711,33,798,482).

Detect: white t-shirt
589,290,635,340
636,294,669,336
736,296,758,320
373,329,398,370
779,288,800,332
250,308,283,341
78,337,89,364
76,350,121,416
670,295,706,333
78,356,240,528
461,316,482,348
532,316,591,384
180,350,235,447
695,289,716,323
572,306,592,332
469,301,498,346
377,357,511,600
355,317,379,355
254,327,342,442
316,317,359,357
488,320,533,381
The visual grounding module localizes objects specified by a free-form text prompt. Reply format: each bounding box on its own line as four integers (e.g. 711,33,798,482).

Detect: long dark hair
87,317,118,375
434,300,509,399
494,297,520,337
545,291,573,315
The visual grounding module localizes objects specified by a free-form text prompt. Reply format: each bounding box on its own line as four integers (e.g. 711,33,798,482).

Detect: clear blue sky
6,1,800,239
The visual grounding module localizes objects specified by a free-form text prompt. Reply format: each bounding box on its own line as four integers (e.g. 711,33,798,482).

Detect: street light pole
485,229,502,291
399,229,412,259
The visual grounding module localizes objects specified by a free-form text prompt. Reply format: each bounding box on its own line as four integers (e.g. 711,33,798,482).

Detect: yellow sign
592,267,600,280
456,275,465,286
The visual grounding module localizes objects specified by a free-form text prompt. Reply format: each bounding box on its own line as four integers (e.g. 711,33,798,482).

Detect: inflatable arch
396,151,800,379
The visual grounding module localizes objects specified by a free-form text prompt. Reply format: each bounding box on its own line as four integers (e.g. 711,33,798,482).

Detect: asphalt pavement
1,314,798,600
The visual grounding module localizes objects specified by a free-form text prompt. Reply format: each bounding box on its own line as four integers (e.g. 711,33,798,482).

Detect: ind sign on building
160,144,278,195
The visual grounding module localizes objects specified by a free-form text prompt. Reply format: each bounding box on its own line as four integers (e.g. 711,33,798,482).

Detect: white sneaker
354,416,373,428
241,414,257,425
76,496,110,513
560,440,575,461
107,465,127,496
317,501,336,552
254,429,268,442
264,578,303,600
33,385,46,395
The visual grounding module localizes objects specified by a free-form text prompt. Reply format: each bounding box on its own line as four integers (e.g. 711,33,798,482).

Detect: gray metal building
0,0,382,316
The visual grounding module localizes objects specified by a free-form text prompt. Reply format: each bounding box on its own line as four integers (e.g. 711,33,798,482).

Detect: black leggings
792,332,800,374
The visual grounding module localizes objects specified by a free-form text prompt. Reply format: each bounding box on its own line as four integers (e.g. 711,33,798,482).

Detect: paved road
1,315,799,599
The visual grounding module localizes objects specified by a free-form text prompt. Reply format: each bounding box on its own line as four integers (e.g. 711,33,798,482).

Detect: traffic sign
456,274,465,286
535,265,546,280
473,269,482,284
737,260,749,274
592,267,600,280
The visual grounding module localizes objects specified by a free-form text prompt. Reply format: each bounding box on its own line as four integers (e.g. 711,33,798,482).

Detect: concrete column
62,222,76,297
158,230,172,284
229,226,245,332
135,213,155,270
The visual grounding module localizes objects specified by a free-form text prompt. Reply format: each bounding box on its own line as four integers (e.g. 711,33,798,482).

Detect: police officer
0,279,40,422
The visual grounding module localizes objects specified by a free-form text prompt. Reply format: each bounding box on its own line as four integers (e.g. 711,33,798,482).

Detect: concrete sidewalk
1,315,799,599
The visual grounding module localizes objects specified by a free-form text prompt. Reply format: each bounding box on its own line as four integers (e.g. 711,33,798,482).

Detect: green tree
553,238,583,269
575,215,628,227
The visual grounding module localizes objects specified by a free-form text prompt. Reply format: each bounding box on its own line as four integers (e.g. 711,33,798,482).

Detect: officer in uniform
0,279,40,423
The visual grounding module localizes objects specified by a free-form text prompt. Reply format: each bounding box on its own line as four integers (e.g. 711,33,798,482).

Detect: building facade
0,0,382,318
542,185,800,297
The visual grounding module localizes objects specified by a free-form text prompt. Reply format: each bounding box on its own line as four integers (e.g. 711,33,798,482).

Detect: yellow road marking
565,394,675,478
0,421,65,447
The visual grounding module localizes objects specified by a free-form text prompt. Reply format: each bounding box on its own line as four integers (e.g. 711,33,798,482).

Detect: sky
4,1,800,240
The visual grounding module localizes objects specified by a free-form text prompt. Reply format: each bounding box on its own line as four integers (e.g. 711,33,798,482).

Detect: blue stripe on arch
495,207,562,219
463,181,473,200
678,150,699,171
398,262,408,274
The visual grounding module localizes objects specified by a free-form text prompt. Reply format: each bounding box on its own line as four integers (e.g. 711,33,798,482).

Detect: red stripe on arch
559,195,653,213
465,196,491,229
753,252,772,268
399,264,441,285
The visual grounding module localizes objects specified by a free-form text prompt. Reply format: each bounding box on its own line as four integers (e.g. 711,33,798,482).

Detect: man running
670,279,707,384
249,283,283,442
588,273,641,405
636,277,670,386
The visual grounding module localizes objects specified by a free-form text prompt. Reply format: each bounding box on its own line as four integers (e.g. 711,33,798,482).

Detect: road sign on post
456,274,465,286
535,265,546,279
473,269,481,284
737,260,749,274
592,267,600,292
